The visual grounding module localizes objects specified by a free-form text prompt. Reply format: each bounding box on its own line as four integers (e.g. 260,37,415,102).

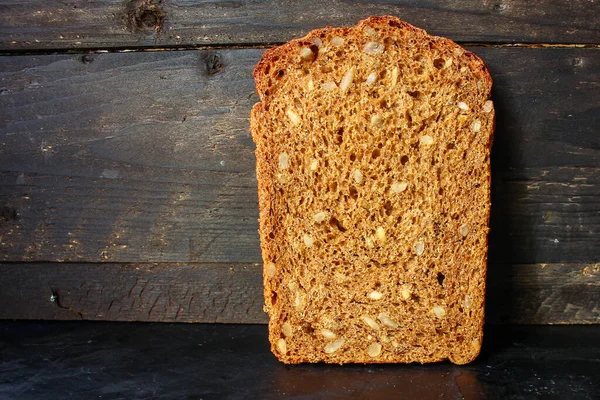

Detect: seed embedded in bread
251,15,493,366
364,41,384,54
375,227,386,244
321,329,337,339
415,241,425,256
324,338,345,354
482,100,494,113
282,321,293,337
361,315,381,330
266,262,276,278
432,305,446,318
368,342,383,357
419,135,434,145
368,291,384,300
287,108,301,125
313,211,328,223
331,36,345,46
352,169,364,184
340,67,355,93
371,114,384,127
300,47,314,60
377,313,399,329
458,101,470,111
277,338,287,354
278,152,289,170
303,235,314,247
391,182,408,193
366,72,377,85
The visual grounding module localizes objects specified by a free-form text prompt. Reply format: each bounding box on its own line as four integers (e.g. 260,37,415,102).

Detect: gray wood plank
0,47,598,264
0,262,597,324
0,0,598,51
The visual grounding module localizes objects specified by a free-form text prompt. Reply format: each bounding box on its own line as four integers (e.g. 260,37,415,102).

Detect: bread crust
251,16,494,365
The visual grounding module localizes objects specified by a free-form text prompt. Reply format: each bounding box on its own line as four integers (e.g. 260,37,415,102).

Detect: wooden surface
2,323,600,399
0,263,598,324
1,0,599,50
0,2,599,324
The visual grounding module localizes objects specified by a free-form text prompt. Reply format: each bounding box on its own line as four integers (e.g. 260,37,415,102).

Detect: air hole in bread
384,201,394,216
335,127,344,145
437,272,445,286
433,58,445,69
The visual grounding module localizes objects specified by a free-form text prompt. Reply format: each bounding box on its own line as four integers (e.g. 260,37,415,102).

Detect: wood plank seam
1,43,599,57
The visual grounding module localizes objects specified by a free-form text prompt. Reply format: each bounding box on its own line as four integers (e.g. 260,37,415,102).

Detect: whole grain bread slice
250,16,494,365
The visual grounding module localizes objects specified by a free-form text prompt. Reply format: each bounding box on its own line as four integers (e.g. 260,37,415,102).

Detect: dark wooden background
0,1,598,325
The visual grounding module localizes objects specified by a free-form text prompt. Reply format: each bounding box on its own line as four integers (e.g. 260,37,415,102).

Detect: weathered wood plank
0,48,598,264
0,0,598,51
0,262,597,324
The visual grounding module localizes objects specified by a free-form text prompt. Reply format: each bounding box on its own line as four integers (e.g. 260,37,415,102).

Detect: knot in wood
206,53,224,75
127,0,166,33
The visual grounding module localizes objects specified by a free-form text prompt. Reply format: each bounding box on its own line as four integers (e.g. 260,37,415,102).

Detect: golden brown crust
251,16,494,365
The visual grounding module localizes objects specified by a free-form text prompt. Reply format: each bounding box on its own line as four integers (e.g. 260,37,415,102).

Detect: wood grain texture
0,263,266,323
1,48,598,265
0,0,599,51
0,262,597,324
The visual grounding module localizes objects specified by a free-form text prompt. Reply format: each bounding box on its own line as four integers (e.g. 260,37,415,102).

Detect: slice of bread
250,16,494,365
